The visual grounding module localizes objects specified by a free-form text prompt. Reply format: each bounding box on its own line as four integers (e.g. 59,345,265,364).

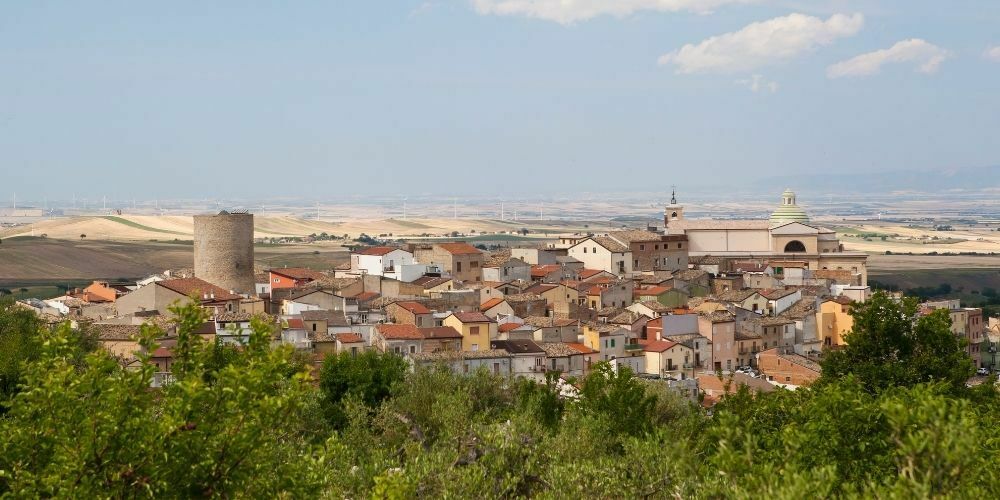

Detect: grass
102,216,186,235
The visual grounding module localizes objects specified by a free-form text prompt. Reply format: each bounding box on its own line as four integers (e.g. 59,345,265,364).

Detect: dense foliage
1,293,999,497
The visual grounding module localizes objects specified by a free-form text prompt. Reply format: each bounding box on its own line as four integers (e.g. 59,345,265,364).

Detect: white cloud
471,0,757,25
736,74,778,93
658,12,864,74
826,39,950,78
985,45,1000,62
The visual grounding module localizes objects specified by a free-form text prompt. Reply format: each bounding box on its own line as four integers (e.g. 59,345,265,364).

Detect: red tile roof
480,298,506,311
354,246,399,256
578,269,606,280
377,324,423,340
158,278,242,301
419,326,463,339
531,264,561,278
566,342,597,355
337,333,363,343
636,286,672,297
450,311,492,323
498,322,524,332
643,340,678,353
395,301,431,314
285,318,305,329
436,242,482,255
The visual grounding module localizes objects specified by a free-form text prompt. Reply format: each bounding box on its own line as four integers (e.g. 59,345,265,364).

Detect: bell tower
664,186,684,227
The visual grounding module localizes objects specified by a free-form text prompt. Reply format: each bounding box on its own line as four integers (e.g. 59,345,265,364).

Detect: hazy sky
2,1,999,200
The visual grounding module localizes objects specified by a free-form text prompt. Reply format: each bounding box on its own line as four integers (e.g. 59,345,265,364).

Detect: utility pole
453,198,457,219
500,201,504,221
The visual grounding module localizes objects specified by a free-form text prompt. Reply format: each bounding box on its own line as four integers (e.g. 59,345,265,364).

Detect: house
672,269,711,297
634,286,673,304
643,340,696,379
567,236,632,277
300,309,350,334
269,268,326,290
605,230,689,272
523,283,581,317
699,312,737,372
582,322,632,361
539,342,595,376
760,288,802,316
482,258,531,283
627,300,673,320
717,289,768,314
816,296,853,347
511,247,562,265
350,246,421,282
504,293,548,318
93,324,146,360
442,311,496,352
81,280,132,303
409,350,513,376
480,298,514,319
373,324,424,356
335,333,366,356
491,339,546,381
280,289,346,315
116,278,243,318
523,316,580,343
409,276,455,296
583,280,633,310
419,326,464,352
414,242,484,283
757,348,821,386
385,301,435,328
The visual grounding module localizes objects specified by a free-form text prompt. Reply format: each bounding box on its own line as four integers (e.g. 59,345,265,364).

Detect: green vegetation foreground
1,293,999,498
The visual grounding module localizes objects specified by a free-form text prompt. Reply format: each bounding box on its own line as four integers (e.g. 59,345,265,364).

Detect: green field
102,216,187,235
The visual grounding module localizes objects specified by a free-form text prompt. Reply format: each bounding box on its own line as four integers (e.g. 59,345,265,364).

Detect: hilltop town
13,189,997,399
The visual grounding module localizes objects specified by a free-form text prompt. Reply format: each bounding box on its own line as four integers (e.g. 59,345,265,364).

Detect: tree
574,363,657,438
79,234,86,239
319,350,408,428
820,291,974,395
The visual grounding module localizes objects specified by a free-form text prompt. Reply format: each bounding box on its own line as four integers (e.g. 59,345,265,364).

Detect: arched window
671,212,678,218
784,240,806,252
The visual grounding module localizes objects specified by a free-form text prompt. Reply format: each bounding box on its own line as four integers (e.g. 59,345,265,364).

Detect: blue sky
2,1,998,200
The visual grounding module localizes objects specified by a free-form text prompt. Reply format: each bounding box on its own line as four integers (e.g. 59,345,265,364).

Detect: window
456,262,462,272
464,363,469,373
409,345,416,354
470,326,480,335
583,247,587,253
784,240,806,252
394,346,401,354
471,343,479,351
471,261,478,268
593,247,597,253
493,363,500,374
634,259,639,267
611,339,616,348
639,244,645,251
677,243,682,249
312,323,316,332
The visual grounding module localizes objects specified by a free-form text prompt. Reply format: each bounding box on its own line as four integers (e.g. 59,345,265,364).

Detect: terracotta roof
158,278,241,301
484,248,513,267
450,311,492,323
566,342,597,355
812,269,855,282
540,342,585,357
578,269,607,280
419,326,463,339
93,324,144,341
636,300,672,314
354,246,401,256
353,291,381,302
733,262,768,273
394,301,432,314
717,289,760,302
674,269,708,282
761,288,799,300
301,310,350,325
498,322,527,332
701,311,735,323
531,264,561,278
285,318,304,329
524,283,558,294
590,236,629,253
410,349,510,362
377,324,423,340
610,311,643,325
824,296,854,305
480,298,506,311
636,286,671,297
215,311,258,322
436,242,482,255
607,230,662,243
270,268,326,281
337,333,364,343
310,330,337,342
690,255,725,265
505,293,544,303
643,340,679,353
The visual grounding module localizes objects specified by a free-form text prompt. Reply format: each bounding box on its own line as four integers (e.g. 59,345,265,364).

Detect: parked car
977,367,990,376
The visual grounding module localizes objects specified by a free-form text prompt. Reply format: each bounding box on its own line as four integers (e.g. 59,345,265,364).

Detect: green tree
573,363,657,438
319,350,408,428
820,291,974,394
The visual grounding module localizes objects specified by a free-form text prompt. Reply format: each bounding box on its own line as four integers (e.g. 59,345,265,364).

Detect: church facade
664,190,868,286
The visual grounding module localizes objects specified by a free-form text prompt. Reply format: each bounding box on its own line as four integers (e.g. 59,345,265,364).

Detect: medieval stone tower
193,210,255,295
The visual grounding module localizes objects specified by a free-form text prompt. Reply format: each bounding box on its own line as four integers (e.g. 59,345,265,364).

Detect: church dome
769,189,810,224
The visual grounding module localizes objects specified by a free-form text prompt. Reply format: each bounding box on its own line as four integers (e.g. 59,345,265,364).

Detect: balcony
624,343,643,352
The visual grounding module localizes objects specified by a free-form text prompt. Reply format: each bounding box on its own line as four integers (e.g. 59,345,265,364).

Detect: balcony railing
624,343,642,351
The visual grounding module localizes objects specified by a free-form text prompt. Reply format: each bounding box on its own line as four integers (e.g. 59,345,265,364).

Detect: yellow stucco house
442,311,496,352
817,296,854,347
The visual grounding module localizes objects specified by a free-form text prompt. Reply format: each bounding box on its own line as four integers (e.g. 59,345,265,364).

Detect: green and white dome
769,189,810,224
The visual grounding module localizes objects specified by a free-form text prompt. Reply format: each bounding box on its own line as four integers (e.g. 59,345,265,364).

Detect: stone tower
664,187,684,227
193,211,255,295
